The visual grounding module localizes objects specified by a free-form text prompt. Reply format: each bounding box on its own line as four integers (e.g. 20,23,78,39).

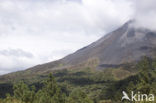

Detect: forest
0,57,156,103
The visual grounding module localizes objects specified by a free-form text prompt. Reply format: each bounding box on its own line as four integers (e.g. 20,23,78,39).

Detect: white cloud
132,0,156,30
0,49,38,75
0,0,146,75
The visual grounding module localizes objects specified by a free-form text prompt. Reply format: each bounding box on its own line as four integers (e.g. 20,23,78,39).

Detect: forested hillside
0,57,155,103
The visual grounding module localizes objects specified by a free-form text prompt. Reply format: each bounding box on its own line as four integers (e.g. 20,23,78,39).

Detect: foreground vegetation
99,57,156,102
0,57,156,103
0,73,93,103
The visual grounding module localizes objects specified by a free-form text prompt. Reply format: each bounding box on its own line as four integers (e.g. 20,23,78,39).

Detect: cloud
0,49,37,75
132,0,156,30
0,49,33,58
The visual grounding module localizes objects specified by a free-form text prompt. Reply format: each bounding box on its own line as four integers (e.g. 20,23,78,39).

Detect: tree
34,73,66,103
13,81,35,103
66,88,93,103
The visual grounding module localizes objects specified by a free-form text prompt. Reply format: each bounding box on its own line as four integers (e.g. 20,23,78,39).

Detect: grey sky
0,0,155,75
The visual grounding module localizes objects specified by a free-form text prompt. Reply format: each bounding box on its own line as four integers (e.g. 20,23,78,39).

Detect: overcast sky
0,0,156,75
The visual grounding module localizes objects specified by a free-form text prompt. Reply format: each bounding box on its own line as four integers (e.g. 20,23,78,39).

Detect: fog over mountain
0,0,156,74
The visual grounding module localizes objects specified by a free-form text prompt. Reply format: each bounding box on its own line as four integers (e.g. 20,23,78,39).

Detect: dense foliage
0,74,93,103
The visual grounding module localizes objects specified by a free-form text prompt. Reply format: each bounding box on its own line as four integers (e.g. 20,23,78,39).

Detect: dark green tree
34,73,66,103
66,88,93,103
13,81,35,103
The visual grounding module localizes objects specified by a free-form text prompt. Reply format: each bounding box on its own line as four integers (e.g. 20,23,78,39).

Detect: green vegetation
0,57,156,103
0,74,93,103
99,57,156,103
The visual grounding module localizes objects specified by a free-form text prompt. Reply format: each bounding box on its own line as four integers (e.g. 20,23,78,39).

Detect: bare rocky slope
61,21,156,68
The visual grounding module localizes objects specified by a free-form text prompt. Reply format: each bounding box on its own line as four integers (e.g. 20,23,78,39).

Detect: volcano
61,21,156,68
1,20,156,79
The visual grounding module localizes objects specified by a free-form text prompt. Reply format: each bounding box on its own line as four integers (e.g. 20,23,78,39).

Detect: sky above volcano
0,0,156,75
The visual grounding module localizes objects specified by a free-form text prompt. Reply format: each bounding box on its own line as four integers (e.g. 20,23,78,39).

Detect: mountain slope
62,21,156,67
1,21,156,82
